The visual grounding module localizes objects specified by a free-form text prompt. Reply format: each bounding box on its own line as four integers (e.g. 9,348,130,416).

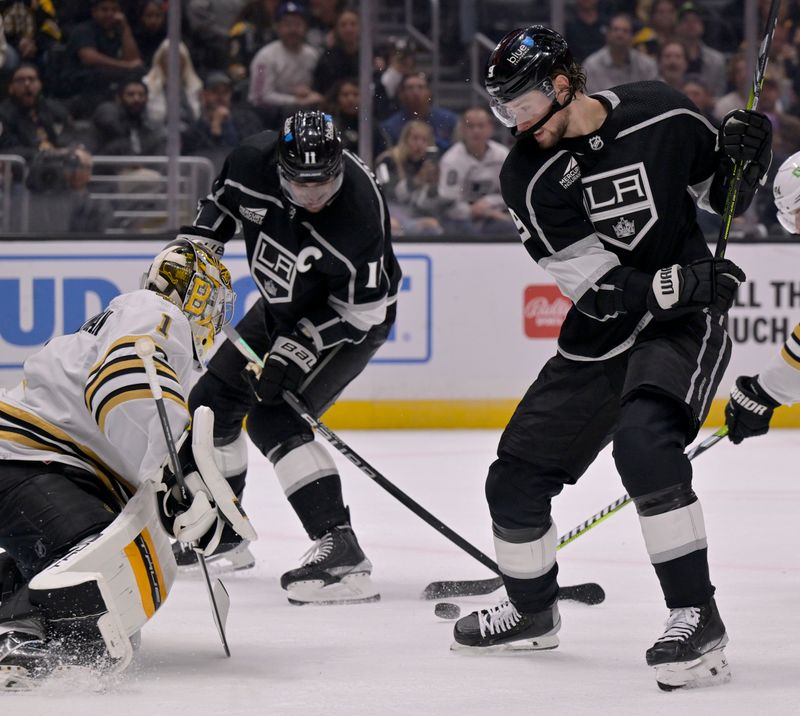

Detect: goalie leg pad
28,481,176,670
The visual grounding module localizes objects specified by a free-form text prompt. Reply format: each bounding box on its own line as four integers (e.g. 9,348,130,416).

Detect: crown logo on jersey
613,216,635,238
264,279,278,296
589,135,604,151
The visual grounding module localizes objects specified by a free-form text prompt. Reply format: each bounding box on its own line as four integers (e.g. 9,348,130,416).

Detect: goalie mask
773,151,800,235
484,26,580,136
278,110,344,212
142,240,235,360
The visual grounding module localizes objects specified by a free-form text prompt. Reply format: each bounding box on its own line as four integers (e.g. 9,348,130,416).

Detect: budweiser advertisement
524,285,571,338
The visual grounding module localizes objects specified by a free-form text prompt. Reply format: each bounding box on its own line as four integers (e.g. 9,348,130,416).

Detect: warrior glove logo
582,162,657,250
730,385,769,415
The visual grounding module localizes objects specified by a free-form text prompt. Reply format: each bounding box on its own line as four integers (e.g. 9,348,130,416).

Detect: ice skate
172,538,255,573
451,599,560,652
0,629,53,691
280,525,379,605
646,598,731,691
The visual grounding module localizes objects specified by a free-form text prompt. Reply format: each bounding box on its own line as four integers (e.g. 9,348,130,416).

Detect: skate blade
450,635,560,653
177,546,256,576
286,572,380,605
655,648,731,691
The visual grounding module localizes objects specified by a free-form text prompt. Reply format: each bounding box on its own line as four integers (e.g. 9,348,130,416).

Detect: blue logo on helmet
522,36,534,46
284,131,294,142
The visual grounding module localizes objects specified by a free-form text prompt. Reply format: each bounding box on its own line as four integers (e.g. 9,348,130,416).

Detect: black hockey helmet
485,26,582,133
278,110,344,210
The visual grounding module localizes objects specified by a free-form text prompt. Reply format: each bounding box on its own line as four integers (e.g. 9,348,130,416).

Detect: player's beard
532,111,569,149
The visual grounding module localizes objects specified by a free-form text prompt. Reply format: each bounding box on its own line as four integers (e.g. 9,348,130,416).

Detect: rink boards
1,239,798,428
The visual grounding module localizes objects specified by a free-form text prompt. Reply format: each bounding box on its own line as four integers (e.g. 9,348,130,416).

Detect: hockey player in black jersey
179,110,401,605
451,27,772,690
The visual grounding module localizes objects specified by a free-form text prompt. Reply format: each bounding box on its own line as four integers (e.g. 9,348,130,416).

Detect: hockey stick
715,0,781,260
135,337,232,658
222,324,605,606
422,427,728,599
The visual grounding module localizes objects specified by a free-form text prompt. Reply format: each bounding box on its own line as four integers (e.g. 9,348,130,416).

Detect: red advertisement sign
524,285,571,338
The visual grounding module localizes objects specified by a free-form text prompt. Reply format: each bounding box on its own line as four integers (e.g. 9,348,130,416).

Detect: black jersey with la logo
501,81,722,360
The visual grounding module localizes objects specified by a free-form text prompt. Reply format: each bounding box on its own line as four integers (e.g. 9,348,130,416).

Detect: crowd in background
0,0,798,237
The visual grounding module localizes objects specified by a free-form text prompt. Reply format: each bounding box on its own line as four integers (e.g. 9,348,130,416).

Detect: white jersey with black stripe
759,322,800,406
0,290,193,501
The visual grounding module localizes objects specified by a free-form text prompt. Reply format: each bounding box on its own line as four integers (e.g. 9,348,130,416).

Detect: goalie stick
421,427,727,600
222,324,605,606
135,337,232,657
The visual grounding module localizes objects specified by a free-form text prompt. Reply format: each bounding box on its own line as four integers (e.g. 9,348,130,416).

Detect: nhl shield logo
581,162,657,250
588,135,604,151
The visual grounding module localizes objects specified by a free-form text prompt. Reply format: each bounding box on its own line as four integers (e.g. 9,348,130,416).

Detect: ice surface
6,429,799,714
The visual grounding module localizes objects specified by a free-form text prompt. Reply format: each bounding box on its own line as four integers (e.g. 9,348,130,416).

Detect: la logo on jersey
581,161,658,250
251,232,321,303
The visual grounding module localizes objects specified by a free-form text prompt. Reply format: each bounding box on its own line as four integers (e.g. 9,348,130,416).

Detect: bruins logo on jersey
581,162,658,250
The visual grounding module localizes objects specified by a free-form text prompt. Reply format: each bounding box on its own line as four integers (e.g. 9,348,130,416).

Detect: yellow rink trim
321,398,800,430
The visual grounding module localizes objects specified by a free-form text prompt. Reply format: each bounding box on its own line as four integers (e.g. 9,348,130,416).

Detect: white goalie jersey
758,322,800,406
0,289,194,504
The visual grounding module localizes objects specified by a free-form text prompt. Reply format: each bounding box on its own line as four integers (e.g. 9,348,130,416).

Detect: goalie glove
159,406,258,554
159,472,224,554
647,258,745,320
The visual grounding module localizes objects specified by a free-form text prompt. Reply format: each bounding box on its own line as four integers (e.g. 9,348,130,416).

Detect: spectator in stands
758,76,800,163
91,77,165,155
26,145,114,233
312,7,358,94
564,0,610,62
0,0,61,68
143,39,202,127
186,0,247,75
681,75,717,122
132,0,166,69
375,119,442,235
437,107,512,235
381,72,458,152
66,0,144,107
248,2,322,115
373,36,416,121
674,2,726,97
0,63,71,160
306,0,344,49
228,0,279,83
656,39,689,90
633,0,677,57
713,51,747,121
182,70,263,169
326,76,388,158
582,13,659,92
0,15,11,79
765,21,799,113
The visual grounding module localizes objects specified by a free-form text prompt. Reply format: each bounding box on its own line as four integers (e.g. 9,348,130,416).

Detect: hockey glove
159,471,225,554
725,375,781,444
647,258,745,320
719,109,772,172
257,332,318,404
159,407,257,553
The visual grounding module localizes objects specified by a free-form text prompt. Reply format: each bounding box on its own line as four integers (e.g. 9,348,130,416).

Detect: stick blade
420,577,503,600
557,582,605,605
210,578,231,657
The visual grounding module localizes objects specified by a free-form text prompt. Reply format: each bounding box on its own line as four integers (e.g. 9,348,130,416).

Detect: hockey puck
434,602,461,620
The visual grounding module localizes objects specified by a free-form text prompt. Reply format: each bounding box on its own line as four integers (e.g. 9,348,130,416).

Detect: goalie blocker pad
192,406,258,542
28,481,177,672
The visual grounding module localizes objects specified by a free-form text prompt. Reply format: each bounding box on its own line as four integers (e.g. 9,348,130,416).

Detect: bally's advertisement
0,240,797,428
